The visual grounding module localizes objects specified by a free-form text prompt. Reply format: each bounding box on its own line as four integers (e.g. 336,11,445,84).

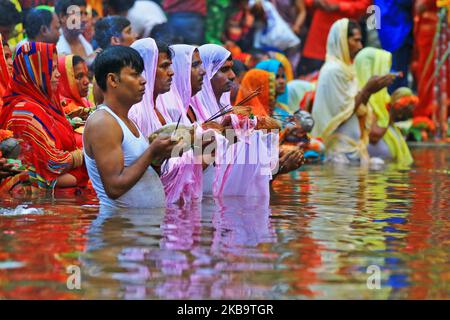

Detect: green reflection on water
0,147,448,299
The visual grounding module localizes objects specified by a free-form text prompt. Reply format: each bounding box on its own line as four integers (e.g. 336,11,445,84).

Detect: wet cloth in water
129,38,203,204
191,44,278,197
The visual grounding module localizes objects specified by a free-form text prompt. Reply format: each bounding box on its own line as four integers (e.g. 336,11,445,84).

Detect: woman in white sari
311,18,394,164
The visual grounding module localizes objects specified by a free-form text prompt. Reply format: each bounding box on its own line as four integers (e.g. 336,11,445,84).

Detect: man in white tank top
83,46,181,208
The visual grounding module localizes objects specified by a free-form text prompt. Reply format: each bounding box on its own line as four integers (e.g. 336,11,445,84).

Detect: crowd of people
0,0,448,208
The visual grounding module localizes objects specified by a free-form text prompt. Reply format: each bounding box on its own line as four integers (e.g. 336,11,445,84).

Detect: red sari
302,0,370,61
0,42,88,189
0,34,11,108
57,54,92,114
413,1,450,118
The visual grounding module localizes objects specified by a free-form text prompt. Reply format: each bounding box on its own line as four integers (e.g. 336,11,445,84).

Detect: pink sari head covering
130,39,204,205
128,38,168,137
191,44,231,122
156,44,196,125
187,46,279,199
170,44,196,110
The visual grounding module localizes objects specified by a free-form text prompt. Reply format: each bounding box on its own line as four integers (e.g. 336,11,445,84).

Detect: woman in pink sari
191,44,279,198
128,38,203,205
157,44,204,125
157,44,230,198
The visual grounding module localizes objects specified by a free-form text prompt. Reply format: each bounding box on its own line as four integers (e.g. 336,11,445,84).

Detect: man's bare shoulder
84,109,124,143
84,110,123,157
86,109,114,126
85,109,122,135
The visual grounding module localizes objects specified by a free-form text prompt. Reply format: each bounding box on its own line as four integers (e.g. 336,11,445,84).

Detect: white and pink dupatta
157,44,229,200
191,44,279,198
129,38,202,204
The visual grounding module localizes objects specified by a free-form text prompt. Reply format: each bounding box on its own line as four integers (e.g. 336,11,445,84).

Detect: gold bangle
71,149,83,168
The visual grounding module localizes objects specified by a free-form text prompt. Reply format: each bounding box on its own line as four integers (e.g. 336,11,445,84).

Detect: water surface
0,147,448,299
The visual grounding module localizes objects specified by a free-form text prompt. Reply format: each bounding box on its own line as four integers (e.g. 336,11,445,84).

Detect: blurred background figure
300,0,370,76
23,7,61,44
163,0,206,45
104,0,167,39
0,0,23,47
375,0,414,93
93,15,136,50
55,0,95,61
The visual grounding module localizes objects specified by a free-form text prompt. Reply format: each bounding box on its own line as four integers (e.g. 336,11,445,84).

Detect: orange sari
235,69,275,117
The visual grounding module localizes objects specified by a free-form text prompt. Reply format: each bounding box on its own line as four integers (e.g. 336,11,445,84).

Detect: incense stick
204,103,230,123
235,86,262,106
206,106,234,123
204,87,261,123
175,114,182,131
170,114,183,143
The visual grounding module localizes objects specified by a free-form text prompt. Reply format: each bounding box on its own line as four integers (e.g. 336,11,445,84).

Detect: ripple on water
0,205,44,216
0,147,449,299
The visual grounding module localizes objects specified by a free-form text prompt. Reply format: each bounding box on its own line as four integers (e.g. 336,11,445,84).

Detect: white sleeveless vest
84,105,165,208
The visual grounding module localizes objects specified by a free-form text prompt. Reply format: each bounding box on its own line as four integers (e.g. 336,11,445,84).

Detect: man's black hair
248,48,269,57
106,0,136,15
0,0,21,28
55,0,87,16
155,40,173,60
347,19,361,38
232,59,248,77
94,45,144,91
94,16,130,50
72,55,85,67
150,23,182,45
24,8,53,40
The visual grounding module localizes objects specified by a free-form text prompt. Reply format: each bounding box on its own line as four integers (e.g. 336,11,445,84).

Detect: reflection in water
0,198,98,299
80,199,278,299
0,147,449,299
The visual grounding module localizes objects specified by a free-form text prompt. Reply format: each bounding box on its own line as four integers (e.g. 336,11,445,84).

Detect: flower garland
412,116,436,131
0,129,14,143
390,95,419,110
